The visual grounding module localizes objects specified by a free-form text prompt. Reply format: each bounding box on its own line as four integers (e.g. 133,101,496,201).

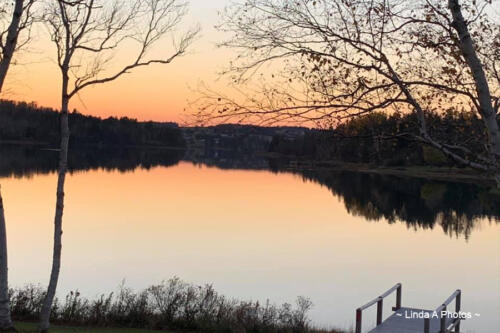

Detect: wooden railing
355,283,402,333
424,289,461,333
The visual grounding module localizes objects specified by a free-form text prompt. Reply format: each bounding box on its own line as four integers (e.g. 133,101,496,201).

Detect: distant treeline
10,279,343,333
0,100,186,148
269,110,490,167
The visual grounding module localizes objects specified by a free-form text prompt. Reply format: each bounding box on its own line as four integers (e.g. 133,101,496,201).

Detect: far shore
2,141,497,187
260,152,497,187
0,140,187,151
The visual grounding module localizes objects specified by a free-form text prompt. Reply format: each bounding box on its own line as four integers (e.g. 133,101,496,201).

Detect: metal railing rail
355,283,402,333
424,289,461,333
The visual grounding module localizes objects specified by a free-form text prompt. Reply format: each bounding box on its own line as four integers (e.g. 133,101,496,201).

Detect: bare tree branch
193,0,500,177
0,0,37,93
39,1,199,332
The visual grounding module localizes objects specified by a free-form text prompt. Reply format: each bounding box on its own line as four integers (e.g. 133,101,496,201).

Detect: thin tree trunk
0,188,14,331
38,79,70,333
0,0,24,93
0,2,25,330
448,0,500,167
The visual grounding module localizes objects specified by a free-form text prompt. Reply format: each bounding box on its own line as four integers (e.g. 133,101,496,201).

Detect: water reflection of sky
2,163,499,332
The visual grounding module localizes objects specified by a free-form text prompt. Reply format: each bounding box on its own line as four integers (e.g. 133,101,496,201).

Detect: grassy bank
9,281,345,333
324,163,490,185
15,323,345,333
15,322,167,333
267,156,495,186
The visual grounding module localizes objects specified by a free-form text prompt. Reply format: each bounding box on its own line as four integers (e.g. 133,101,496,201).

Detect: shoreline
2,143,497,188
259,153,496,187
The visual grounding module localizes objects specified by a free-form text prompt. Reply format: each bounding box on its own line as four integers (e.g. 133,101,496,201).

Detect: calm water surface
1,154,499,332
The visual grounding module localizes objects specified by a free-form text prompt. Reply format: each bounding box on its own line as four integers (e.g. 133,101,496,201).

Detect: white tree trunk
38,76,70,333
0,188,13,331
0,0,24,93
0,2,26,329
448,0,500,168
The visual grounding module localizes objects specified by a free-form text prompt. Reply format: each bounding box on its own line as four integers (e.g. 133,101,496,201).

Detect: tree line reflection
1,145,498,239
295,169,499,240
0,145,184,178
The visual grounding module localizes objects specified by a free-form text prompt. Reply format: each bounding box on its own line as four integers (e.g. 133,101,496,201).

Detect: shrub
422,146,449,166
9,279,343,333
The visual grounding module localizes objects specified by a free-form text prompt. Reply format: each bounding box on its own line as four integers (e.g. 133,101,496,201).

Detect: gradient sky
4,0,234,123
6,1,499,124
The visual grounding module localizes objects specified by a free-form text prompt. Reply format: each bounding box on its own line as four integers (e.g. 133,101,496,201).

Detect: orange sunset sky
4,0,236,124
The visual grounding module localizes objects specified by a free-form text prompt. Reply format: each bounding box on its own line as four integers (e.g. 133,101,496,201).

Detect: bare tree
0,0,36,92
195,0,500,184
0,1,36,331
38,1,198,332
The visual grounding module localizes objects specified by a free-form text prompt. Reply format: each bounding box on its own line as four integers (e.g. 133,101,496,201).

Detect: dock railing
424,289,461,333
355,283,402,333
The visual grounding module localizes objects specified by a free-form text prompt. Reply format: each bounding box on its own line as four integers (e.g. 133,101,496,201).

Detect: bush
9,279,342,333
422,146,449,166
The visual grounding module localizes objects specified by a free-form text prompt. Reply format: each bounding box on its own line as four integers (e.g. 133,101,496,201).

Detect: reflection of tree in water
0,145,185,178
2,145,499,238
297,170,500,240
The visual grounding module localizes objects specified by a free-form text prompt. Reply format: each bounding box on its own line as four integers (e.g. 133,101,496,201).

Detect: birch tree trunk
38,74,70,333
0,188,13,331
0,2,26,330
448,0,500,184
36,2,195,330
0,0,24,93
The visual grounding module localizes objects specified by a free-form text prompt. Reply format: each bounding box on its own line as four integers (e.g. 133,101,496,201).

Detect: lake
0,146,499,332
